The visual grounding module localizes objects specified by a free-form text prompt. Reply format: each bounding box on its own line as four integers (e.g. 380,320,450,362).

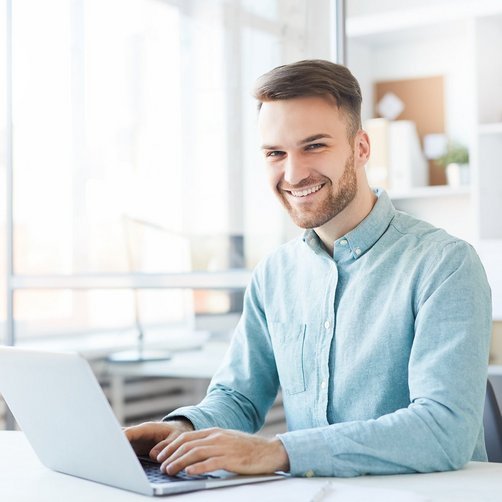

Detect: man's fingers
156,429,216,462
124,425,158,456
184,458,223,475
161,444,222,475
124,421,197,459
123,426,138,441
149,434,179,460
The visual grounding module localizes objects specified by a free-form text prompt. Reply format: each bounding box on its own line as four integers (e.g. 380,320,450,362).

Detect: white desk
1,432,501,501
105,341,228,422
106,341,228,380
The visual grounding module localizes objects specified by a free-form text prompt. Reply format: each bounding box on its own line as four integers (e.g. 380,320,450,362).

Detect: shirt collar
302,189,396,260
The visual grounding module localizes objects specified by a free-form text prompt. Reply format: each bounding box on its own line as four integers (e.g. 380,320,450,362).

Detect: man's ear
354,130,370,167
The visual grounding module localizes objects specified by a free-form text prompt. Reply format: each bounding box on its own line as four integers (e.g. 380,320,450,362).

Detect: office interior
1,0,502,439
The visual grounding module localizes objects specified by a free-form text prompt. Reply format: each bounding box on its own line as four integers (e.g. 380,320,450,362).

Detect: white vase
446,163,469,187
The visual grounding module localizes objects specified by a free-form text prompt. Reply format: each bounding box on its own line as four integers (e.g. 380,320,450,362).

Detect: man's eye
305,143,324,150
266,151,284,158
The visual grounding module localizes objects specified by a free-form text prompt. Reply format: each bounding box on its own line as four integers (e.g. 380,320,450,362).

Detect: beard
277,153,357,229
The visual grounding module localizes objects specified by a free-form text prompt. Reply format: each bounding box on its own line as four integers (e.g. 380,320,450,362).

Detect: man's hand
124,419,194,461
155,428,290,476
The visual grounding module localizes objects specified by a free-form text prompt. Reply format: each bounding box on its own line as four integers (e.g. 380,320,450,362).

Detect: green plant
436,143,469,167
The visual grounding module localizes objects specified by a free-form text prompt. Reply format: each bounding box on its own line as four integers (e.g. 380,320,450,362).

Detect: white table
105,341,228,422
1,431,502,501
106,341,228,380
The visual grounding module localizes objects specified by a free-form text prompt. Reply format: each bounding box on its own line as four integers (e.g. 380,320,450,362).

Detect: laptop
0,347,284,496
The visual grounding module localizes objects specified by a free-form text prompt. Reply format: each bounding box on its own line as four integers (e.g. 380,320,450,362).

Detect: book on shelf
365,118,428,192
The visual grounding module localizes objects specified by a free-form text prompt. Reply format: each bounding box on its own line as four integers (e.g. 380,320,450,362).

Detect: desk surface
1,432,501,501
106,340,228,380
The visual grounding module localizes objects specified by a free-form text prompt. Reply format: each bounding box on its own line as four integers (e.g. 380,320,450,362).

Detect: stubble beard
278,153,357,229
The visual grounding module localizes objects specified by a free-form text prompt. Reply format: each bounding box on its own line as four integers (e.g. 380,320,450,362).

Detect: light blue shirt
167,190,492,477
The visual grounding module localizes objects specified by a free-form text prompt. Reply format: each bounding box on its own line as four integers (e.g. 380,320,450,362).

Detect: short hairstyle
253,59,362,139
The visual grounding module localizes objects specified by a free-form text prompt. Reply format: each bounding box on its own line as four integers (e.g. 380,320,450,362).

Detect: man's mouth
288,183,324,197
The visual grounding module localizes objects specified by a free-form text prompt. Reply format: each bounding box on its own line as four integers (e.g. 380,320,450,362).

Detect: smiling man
125,60,492,478
259,93,373,254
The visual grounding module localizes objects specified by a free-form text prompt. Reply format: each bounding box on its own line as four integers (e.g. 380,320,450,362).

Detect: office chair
484,379,502,463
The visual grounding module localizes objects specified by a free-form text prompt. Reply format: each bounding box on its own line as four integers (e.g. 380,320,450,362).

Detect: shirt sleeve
278,241,492,477
164,269,280,432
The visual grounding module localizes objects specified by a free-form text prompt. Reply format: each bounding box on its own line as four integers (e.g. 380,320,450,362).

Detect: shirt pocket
269,322,307,395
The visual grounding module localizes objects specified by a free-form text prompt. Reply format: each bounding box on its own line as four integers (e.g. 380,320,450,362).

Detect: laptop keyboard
139,457,217,483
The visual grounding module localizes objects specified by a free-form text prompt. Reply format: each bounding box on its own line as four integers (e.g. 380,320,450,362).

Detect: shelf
388,185,471,201
489,365,502,375
347,0,502,39
479,122,502,135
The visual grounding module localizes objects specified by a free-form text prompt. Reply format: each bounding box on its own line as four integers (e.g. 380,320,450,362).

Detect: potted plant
436,142,470,187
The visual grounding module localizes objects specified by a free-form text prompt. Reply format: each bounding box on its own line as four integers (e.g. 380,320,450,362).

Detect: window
1,0,333,343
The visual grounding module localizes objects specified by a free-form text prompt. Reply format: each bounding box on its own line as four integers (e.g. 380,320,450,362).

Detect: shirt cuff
163,405,215,431
277,428,335,477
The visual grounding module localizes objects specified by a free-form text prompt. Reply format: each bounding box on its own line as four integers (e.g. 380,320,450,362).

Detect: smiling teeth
290,184,323,197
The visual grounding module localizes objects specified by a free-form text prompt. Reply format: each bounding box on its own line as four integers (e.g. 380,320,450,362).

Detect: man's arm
125,269,284,473
161,270,280,433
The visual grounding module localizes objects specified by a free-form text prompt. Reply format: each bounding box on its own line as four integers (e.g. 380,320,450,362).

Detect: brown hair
253,59,362,139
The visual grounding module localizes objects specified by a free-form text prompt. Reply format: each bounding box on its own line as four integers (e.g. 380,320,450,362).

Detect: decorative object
375,76,446,186
423,133,448,160
377,92,405,120
366,118,428,191
388,120,428,191
436,143,470,187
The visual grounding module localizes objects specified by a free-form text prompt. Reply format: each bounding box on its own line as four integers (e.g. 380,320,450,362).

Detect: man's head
254,60,371,234
254,59,362,141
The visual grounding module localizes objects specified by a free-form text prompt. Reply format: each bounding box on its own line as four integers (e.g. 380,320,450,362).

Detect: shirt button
354,247,362,256
324,320,331,329
321,380,327,390
305,470,315,478
340,239,348,246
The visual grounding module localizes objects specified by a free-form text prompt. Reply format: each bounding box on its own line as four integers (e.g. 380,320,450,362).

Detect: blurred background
1,0,502,430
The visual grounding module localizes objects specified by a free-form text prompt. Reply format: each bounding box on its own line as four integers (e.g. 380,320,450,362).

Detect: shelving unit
475,13,502,247
347,1,502,319
475,13,502,318
479,123,502,135
388,185,470,201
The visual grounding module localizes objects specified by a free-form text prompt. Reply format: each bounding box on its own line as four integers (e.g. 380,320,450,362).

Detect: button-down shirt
166,189,492,477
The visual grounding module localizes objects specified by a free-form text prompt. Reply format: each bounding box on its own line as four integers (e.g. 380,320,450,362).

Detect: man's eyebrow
261,134,333,151
298,134,333,146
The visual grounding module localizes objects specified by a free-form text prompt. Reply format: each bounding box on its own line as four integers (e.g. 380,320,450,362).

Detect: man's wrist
269,437,290,472
164,416,195,431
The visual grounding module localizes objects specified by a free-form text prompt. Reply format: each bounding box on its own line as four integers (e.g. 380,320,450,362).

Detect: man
125,60,492,478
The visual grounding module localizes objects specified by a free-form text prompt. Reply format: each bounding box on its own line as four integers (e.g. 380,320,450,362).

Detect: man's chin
278,195,334,229
287,210,331,229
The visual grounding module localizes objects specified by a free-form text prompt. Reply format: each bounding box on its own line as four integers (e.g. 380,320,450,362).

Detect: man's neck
314,187,378,256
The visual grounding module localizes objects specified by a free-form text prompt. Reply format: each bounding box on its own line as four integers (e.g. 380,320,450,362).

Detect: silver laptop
0,347,284,496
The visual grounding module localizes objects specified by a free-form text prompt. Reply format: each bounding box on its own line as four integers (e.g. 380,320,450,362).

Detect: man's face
258,96,362,229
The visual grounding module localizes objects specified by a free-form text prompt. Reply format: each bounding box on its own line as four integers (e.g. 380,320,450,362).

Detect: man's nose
283,154,310,186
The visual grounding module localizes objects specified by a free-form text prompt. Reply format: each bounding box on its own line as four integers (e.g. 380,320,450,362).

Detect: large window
1,0,333,343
